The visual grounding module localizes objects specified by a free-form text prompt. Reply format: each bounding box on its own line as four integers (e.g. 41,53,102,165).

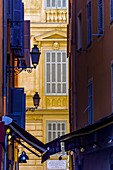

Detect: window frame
87,1,92,46
98,0,104,34
88,79,93,124
46,121,66,155
77,12,82,50
110,0,113,23
44,50,68,96
45,0,67,9
46,121,66,142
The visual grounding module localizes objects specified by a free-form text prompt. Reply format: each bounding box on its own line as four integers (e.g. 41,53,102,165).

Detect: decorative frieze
46,97,67,108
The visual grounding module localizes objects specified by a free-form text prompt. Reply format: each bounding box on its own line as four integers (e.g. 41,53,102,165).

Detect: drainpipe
3,0,7,116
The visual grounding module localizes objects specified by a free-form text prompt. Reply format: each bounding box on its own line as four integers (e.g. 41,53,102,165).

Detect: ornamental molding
34,30,67,42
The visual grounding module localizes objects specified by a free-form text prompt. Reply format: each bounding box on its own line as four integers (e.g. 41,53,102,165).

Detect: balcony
45,9,67,23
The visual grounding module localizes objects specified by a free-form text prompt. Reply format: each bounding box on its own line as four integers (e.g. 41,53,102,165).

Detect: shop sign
47,160,66,170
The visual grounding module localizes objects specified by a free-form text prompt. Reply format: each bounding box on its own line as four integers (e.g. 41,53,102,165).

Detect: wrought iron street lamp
33,92,40,109
26,92,41,111
7,44,41,75
30,44,41,68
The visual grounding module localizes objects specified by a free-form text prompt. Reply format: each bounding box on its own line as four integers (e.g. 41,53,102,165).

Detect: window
87,1,92,46
45,0,67,8
77,13,82,50
88,80,93,124
47,121,66,153
98,0,104,34
110,0,113,23
45,51,68,95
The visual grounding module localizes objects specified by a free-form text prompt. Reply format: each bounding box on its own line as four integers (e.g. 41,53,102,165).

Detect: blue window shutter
13,0,21,22
24,20,30,66
98,0,103,34
18,2,24,57
9,88,26,129
8,0,13,20
10,0,21,48
87,2,92,45
10,26,21,47
88,81,93,124
111,0,113,22
10,0,24,58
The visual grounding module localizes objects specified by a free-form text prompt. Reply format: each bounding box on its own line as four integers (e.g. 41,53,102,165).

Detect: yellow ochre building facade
18,0,69,169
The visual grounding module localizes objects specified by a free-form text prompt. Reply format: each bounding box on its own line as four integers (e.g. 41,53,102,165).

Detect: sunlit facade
18,0,69,169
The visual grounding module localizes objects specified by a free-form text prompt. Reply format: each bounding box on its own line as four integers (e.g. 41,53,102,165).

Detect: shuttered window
47,121,66,142
47,121,66,154
110,0,113,22
88,80,93,124
77,13,82,50
45,51,68,95
9,88,26,129
87,1,92,46
10,0,24,57
98,0,104,34
45,0,67,8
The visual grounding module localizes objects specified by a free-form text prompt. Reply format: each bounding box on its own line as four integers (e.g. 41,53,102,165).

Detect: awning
2,116,47,154
60,114,113,151
9,121,47,153
60,114,113,142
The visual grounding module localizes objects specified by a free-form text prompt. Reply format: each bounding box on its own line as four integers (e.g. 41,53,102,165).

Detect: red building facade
67,0,113,169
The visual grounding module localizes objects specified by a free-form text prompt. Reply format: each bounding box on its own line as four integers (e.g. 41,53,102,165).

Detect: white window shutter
47,121,66,142
63,0,66,7
58,0,61,7
45,51,67,95
45,0,66,8
47,0,50,7
52,0,55,7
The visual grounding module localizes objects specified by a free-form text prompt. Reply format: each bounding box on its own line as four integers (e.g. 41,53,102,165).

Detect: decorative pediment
34,30,67,42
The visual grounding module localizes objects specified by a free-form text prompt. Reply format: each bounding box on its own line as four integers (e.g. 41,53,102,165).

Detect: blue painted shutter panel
111,0,113,22
8,0,13,20
19,2,24,57
9,88,26,129
13,0,21,21
11,0,21,47
98,0,103,33
10,0,24,58
88,82,93,124
24,20,30,66
87,2,92,45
